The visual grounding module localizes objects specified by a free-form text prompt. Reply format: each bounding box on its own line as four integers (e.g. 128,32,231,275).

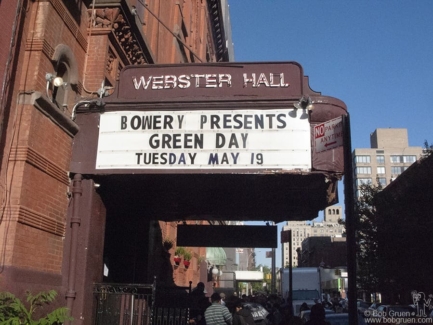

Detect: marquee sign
90,62,319,173
96,109,311,171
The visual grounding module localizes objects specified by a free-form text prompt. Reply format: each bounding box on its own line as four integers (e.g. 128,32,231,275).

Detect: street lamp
343,113,357,325
248,249,257,270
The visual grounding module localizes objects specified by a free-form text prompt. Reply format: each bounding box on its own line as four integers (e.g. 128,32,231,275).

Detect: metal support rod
289,230,293,311
343,114,357,325
65,174,83,324
271,247,276,293
142,4,203,62
130,294,135,325
271,221,277,293
281,239,284,271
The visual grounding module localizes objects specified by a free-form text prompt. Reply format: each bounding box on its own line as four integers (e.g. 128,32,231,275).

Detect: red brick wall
143,1,213,63
0,0,86,282
0,0,18,96
84,33,109,93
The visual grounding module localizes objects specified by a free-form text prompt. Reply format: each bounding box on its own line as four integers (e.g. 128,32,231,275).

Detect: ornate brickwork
90,7,147,65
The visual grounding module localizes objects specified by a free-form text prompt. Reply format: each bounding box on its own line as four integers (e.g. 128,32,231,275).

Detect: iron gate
94,279,192,325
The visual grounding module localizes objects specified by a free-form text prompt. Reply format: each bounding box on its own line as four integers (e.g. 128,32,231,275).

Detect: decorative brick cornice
7,205,66,237
9,146,70,186
89,7,148,65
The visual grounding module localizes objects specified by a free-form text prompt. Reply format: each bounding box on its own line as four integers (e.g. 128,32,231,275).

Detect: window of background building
356,178,372,186
403,155,417,163
378,178,387,186
376,155,385,164
377,166,385,174
355,167,372,175
390,155,402,163
391,166,405,175
355,155,371,163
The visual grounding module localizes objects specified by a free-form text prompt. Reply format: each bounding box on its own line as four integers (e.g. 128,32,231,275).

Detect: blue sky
227,0,433,267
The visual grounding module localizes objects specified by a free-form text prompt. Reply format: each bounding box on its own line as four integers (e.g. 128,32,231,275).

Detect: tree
355,181,384,297
421,140,433,159
0,290,72,325
250,264,271,293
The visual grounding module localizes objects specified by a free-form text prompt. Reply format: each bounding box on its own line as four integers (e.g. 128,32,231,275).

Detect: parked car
376,304,414,315
368,302,382,310
325,313,367,325
357,300,370,315
366,305,417,325
300,309,335,323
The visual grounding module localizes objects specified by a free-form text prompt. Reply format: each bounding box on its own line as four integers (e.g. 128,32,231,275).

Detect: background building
352,128,422,196
237,247,256,271
375,153,433,303
282,206,345,267
298,236,347,268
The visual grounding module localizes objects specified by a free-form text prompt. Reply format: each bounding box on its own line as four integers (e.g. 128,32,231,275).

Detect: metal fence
94,279,192,325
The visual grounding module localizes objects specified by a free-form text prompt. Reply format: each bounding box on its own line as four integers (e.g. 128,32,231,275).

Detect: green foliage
355,181,384,294
0,290,73,325
250,264,271,293
421,140,433,159
197,256,206,266
182,250,192,261
174,246,185,256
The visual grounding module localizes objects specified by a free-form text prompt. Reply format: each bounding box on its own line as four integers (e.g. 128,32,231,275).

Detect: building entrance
67,62,347,324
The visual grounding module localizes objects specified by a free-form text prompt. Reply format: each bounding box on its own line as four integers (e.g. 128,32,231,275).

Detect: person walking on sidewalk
205,293,232,325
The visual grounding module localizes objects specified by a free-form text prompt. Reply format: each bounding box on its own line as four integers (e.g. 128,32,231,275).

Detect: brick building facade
0,0,232,323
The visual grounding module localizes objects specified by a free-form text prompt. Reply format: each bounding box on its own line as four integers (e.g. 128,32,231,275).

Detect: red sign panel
314,117,343,153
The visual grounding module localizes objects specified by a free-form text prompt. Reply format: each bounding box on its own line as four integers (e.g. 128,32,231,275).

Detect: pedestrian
304,303,331,325
190,282,208,323
191,282,206,298
300,302,309,312
220,292,227,306
232,299,255,325
204,293,232,325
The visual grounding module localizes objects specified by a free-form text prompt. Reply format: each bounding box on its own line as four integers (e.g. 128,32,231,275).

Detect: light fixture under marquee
294,96,314,111
45,73,67,102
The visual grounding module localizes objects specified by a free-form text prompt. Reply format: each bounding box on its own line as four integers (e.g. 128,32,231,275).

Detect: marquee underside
94,172,338,223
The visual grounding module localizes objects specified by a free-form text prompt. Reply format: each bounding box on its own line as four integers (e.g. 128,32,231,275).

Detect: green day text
119,112,292,167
